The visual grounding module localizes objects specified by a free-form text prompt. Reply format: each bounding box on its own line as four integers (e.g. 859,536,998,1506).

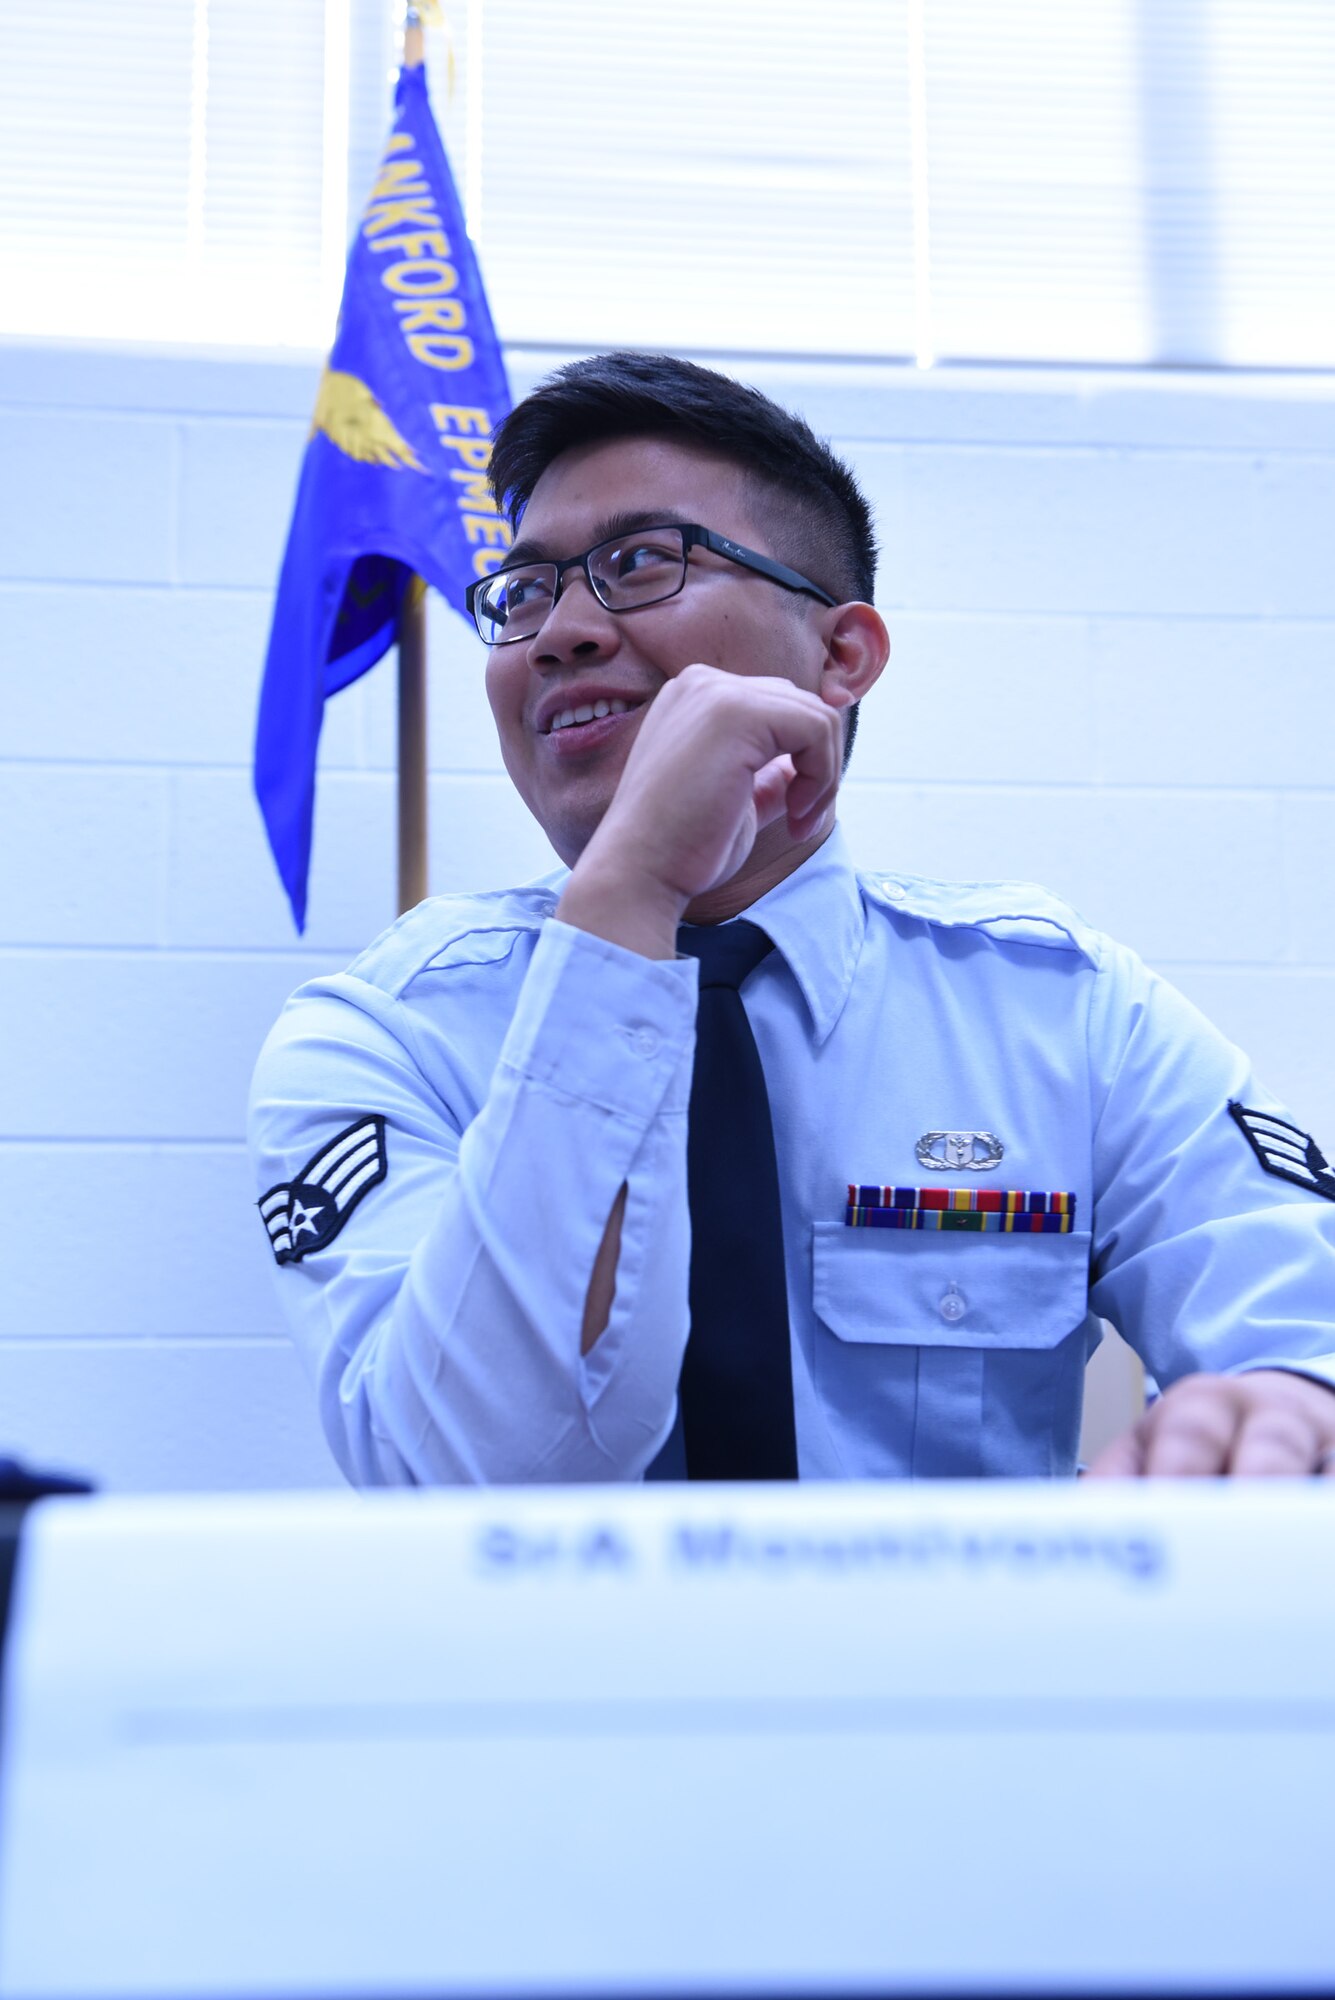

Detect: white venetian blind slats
0,0,335,346
469,0,915,358
0,1,193,294
194,0,330,339
922,1,1150,362
1203,1,1335,366
0,0,1331,366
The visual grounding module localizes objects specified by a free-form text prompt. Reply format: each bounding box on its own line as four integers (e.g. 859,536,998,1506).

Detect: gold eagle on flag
310,368,425,472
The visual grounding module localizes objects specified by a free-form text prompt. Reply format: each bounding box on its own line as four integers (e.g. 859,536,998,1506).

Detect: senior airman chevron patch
258,1115,388,1265
1228,1102,1335,1202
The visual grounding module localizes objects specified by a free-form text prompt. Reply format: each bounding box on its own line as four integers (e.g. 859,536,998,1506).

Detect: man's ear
818,601,890,711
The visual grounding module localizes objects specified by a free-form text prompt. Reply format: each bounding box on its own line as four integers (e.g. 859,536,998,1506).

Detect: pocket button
938,1281,968,1324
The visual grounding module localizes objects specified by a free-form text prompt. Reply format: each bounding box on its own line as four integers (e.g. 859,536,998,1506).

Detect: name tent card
1,1483,1332,1998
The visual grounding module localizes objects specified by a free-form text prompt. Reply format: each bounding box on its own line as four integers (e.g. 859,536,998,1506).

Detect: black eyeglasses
465,522,836,646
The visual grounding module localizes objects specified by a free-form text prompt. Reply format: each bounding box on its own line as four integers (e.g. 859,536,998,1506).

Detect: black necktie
669,919,798,1480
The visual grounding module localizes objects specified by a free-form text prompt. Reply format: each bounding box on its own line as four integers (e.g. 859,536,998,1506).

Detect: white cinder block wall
2,339,1332,1491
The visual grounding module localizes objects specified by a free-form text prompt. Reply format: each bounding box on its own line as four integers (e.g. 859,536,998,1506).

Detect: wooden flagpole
396,574,429,912
396,8,429,916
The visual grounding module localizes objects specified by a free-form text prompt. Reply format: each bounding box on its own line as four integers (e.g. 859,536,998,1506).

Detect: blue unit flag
255,59,511,930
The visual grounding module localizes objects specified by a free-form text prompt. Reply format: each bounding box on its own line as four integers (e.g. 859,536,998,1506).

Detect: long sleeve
1086,937,1335,1393
248,912,699,1486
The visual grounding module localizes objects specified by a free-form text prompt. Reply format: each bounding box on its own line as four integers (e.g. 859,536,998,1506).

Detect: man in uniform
249,352,1335,1485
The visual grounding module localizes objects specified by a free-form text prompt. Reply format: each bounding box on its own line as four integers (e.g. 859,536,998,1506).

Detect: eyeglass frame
464,522,837,645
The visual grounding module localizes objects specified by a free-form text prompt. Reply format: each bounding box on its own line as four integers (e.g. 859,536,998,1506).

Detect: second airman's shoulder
859,868,1104,967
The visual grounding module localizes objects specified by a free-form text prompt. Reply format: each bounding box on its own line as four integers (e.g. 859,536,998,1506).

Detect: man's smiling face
484,434,833,866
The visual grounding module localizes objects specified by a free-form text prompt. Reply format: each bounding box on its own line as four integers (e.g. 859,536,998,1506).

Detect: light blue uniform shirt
248,825,1335,1485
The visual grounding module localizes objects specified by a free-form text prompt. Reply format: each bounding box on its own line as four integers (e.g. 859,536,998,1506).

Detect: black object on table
0,1456,94,1678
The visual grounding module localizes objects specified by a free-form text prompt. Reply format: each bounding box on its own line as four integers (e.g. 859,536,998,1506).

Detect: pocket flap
813,1219,1091,1351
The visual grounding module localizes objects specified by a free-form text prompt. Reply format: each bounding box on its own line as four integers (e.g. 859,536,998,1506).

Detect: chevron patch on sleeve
258,1115,388,1265
1228,1102,1335,1202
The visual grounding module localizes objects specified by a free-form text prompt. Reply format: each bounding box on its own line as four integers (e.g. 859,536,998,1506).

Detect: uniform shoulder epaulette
861,870,1102,966
345,878,564,998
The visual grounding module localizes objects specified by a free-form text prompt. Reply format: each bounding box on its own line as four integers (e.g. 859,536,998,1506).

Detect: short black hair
488,351,878,766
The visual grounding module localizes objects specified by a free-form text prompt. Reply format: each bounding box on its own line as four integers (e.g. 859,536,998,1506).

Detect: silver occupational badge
916,1130,1005,1172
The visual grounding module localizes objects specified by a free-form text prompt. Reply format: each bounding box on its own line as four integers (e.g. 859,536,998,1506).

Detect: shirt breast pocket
812,1219,1092,1351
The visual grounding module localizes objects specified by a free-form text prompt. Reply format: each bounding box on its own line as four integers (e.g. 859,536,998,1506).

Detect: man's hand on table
1087,1368,1335,1477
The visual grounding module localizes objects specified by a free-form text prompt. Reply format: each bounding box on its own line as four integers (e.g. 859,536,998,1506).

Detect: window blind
467,0,916,359
1,0,1331,367
0,0,342,348
920,0,1335,366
